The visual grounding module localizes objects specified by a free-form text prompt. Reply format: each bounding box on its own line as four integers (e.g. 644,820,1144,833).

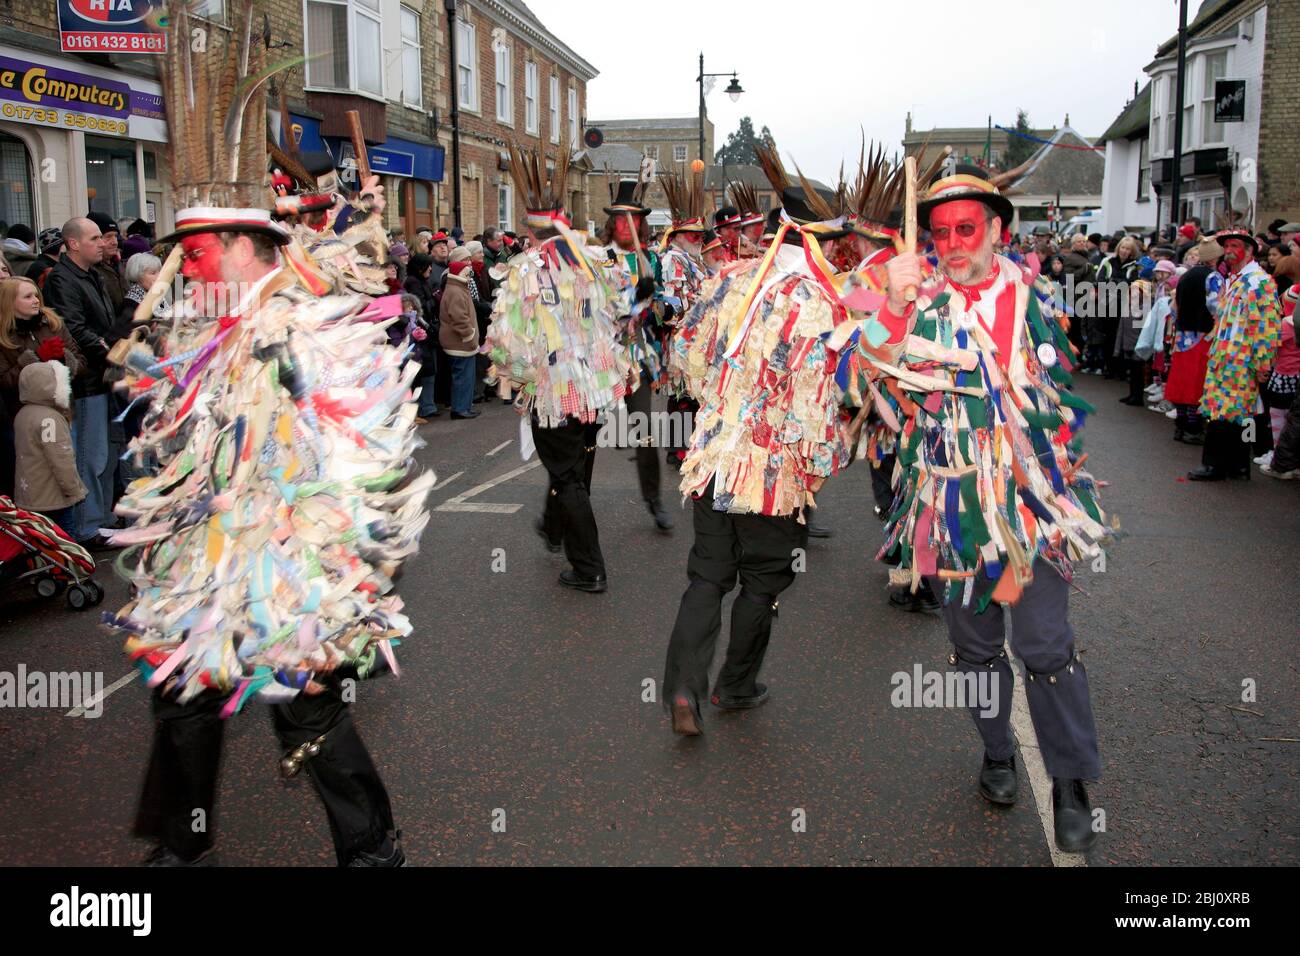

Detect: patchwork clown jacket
486,236,633,428
1200,260,1281,425
677,244,855,517
855,254,1109,611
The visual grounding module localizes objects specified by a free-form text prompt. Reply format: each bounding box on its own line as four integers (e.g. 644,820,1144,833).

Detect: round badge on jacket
1037,343,1058,367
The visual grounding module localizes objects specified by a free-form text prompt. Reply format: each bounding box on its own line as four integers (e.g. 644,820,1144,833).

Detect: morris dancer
857,165,1110,852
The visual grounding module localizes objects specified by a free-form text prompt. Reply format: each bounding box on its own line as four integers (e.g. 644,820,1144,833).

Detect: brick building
437,0,597,236
902,114,1059,171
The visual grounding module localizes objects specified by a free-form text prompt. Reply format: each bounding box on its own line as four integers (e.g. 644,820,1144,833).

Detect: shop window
85,136,139,220
0,133,35,230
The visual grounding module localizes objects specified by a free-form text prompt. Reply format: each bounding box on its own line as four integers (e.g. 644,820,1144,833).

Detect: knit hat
390,242,410,258
87,211,119,236
37,227,63,254
464,240,484,256
6,223,35,245
1193,237,1224,263
1154,259,1177,275
449,245,472,263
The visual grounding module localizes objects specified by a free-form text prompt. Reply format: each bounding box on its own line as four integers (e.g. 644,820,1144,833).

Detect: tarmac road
1,373,1296,866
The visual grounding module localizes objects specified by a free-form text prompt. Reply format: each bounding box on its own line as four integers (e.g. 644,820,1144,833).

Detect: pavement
1,374,1296,866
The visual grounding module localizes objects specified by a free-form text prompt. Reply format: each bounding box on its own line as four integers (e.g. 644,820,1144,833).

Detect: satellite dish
583,127,604,149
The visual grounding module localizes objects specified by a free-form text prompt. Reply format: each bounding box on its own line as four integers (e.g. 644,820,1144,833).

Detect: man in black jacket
42,216,120,545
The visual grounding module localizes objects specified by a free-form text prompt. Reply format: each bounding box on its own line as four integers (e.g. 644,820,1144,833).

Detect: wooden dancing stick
133,243,183,325
345,109,372,185
903,155,918,303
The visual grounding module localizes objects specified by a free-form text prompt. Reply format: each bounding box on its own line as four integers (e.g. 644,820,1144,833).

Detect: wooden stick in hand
903,156,918,303
133,243,183,325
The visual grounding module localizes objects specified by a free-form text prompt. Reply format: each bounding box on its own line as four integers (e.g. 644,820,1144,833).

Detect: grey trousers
929,560,1101,780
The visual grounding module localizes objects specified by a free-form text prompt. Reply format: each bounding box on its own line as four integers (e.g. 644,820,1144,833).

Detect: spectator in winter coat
438,259,480,419
86,212,127,313
12,360,86,537
41,216,119,544
405,254,440,423
1,223,37,276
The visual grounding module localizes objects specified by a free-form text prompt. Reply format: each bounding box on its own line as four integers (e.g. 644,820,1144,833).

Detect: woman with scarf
0,276,84,496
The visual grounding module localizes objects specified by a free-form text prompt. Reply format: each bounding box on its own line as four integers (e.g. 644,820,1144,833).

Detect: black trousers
665,395,698,469
1201,418,1251,475
134,676,394,865
663,489,807,704
624,383,661,504
1125,355,1146,402
1273,389,1300,473
870,451,897,514
929,561,1100,781
533,417,606,578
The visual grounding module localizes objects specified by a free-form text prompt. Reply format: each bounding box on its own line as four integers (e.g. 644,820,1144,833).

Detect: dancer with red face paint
599,180,673,532
112,1,425,867
855,165,1111,854
1188,227,1282,481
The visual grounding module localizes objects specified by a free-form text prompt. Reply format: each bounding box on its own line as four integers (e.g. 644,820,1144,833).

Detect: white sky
525,0,1185,182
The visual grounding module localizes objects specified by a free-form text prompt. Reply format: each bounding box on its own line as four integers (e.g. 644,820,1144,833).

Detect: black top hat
917,164,1015,231
604,180,650,217
714,205,741,229
779,186,852,240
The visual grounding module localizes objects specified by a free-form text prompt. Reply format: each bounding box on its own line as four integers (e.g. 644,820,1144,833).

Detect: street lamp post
697,52,743,168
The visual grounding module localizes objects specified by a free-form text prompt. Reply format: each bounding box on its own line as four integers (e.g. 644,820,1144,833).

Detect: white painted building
1144,1,1268,230
1098,83,1157,235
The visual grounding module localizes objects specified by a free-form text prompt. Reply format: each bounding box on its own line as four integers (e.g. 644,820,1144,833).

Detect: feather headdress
753,137,789,196
662,165,707,235
160,0,294,242
729,179,763,225
508,142,572,227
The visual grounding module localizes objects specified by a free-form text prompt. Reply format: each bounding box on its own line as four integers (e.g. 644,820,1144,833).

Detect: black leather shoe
1187,466,1226,481
559,569,607,593
670,693,703,736
646,498,674,532
534,518,563,554
711,683,769,710
143,845,214,867
978,754,1018,805
347,839,407,867
1118,395,1143,405
1052,778,1098,853
888,586,940,612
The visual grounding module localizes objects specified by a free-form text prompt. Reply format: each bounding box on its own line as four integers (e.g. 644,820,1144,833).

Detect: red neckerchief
946,265,999,310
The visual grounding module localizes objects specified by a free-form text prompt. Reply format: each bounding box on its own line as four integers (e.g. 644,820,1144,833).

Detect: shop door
402,179,433,239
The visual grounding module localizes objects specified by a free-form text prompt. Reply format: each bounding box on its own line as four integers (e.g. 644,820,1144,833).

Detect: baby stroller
0,496,103,610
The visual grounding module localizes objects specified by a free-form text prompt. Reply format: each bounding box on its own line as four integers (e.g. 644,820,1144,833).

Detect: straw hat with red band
161,206,292,245
701,230,724,255
917,164,1015,231
1213,226,1258,254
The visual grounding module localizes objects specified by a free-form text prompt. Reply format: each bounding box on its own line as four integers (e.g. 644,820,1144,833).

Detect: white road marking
65,670,137,718
434,459,542,514
1005,640,1086,868
432,470,464,492
486,440,512,457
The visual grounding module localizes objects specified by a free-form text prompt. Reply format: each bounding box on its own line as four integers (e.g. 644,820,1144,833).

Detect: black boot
711,682,769,710
1052,778,1098,853
978,754,1018,805
646,498,674,532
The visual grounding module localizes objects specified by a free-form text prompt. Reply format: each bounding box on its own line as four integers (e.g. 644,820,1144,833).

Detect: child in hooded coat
13,360,85,537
